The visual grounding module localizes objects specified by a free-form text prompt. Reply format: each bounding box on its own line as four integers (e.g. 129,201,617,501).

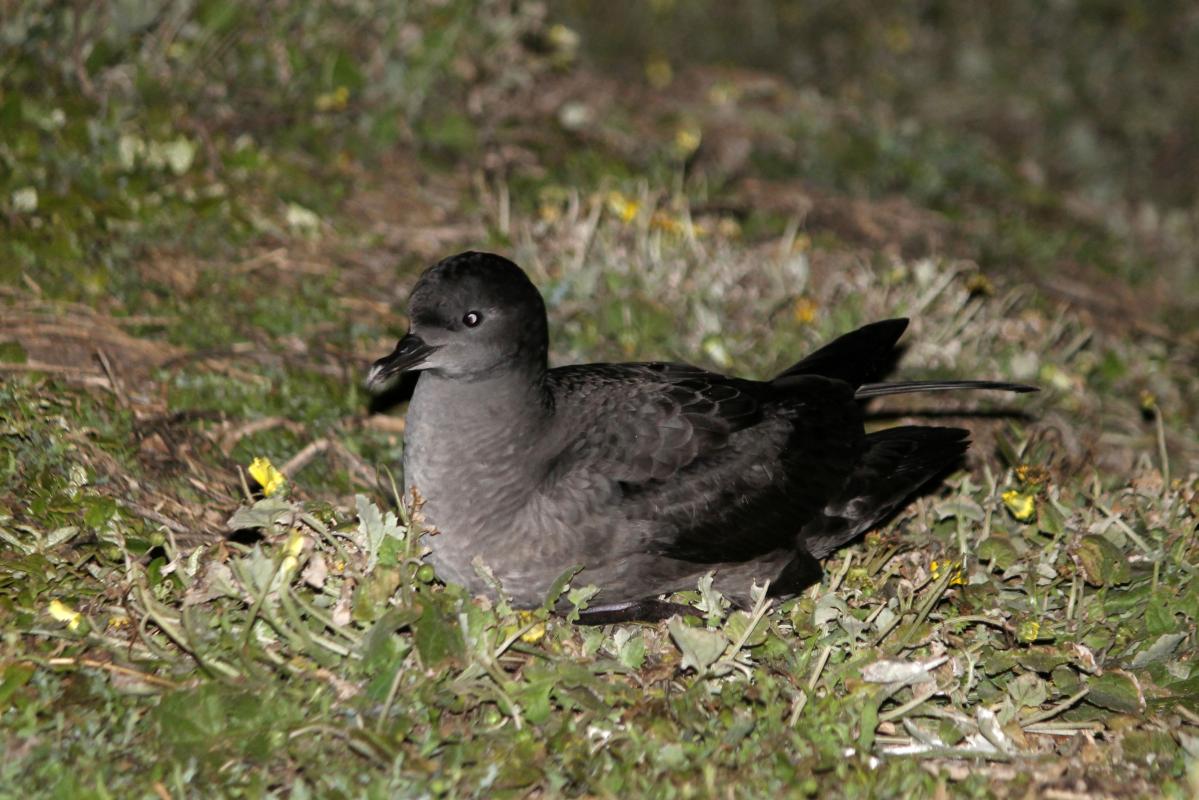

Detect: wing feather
545,364,865,563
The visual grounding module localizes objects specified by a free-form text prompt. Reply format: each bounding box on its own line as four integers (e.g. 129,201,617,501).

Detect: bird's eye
462,311,483,328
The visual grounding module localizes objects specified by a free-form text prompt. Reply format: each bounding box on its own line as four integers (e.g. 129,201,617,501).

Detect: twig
1176,705,1199,726
828,552,854,593
807,645,833,692
327,439,382,490
44,657,179,689
892,567,955,651
1153,405,1171,492
1022,721,1104,734
0,361,101,376
1087,495,1154,554
93,347,128,408
117,499,191,535
375,659,407,733
219,417,297,455
878,685,940,723
280,438,331,477
1020,687,1089,725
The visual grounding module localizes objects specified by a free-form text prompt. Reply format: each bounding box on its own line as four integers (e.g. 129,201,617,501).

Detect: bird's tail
775,319,1037,397
799,426,970,559
855,380,1037,399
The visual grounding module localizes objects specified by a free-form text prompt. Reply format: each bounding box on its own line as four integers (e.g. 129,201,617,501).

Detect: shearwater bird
367,251,1035,623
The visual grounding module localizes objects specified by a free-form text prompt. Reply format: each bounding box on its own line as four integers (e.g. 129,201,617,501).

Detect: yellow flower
1014,463,1049,487
707,82,739,107
1139,390,1157,412
539,203,562,224
650,210,685,236
930,559,965,586
674,126,702,157
965,273,994,296
547,23,580,54
521,622,547,644
516,610,546,644
285,529,305,558
606,191,640,224
645,57,672,89
248,457,286,497
883,23,913,54
49,599,82,631
1016,619,1041,643
792,297,819,325
314,85,349,112
1002,489,1036,522
281,529,305,574
1038,363,1075,392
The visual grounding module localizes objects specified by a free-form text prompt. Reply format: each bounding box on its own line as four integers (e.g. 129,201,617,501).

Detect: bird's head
366,251,549,390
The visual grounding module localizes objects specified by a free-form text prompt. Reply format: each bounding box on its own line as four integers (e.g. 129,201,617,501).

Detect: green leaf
564,585,599,623
668,616,728,672
1037,501,1066,536
517,679,555,725
1121,729,1179,764
360,605,421,672
1007,672,1048,710
1075,534,1131,586
541,564,583,611
724,610,768,647
935,497,984,522
0,662,34,709
1086,671,1145,714
978,536,1019,570
226,496,294,531
375,535,404,568
354,495,406,573
1129,633,1186,669
82,495,118,528
858,690,880,752
1051,665,1083,695
1144,595,1177,636
1015,646,1072,674
352,567,402,622
412,600,464,668
612,628,646,670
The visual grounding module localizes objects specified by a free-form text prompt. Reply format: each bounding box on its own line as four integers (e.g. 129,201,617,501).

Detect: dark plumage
367,251,1035,622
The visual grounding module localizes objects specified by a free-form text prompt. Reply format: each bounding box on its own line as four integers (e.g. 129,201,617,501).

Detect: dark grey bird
367,251,1035,623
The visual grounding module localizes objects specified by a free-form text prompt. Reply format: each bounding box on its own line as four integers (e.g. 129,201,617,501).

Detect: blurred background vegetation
3,0,1196,312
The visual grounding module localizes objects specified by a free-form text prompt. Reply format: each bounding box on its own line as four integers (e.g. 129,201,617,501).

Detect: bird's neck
403,364,554,540
408,365,553,449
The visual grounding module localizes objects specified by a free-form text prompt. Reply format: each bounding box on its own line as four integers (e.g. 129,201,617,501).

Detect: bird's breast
401,375,581,603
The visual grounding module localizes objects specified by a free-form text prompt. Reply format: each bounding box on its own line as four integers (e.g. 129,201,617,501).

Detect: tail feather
855,380,1038,399
776,319,1037,398
800,426,970,558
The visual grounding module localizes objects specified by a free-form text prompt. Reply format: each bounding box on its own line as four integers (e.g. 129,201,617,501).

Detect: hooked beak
366,333,439,391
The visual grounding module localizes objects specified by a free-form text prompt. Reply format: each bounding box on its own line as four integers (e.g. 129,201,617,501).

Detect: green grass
2,2,1199,797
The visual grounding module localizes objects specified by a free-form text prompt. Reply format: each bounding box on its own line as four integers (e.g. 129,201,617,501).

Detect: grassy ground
2,2,1198,797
